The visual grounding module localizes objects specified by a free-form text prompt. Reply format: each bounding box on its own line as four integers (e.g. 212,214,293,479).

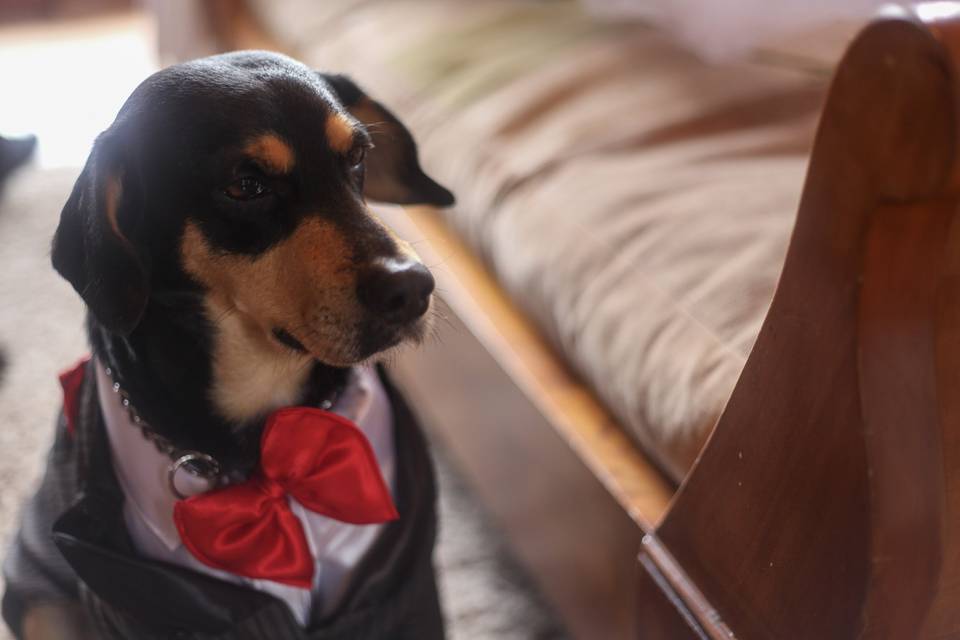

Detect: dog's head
53,52,452,398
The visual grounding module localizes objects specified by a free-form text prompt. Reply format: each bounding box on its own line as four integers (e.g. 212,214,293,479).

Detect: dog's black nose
358,258,435,324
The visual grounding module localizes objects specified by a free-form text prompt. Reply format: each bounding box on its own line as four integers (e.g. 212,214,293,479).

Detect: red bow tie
173,407,398,589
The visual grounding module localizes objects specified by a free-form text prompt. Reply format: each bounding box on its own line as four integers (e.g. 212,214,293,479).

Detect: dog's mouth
270,316,427,365
271,327,308,354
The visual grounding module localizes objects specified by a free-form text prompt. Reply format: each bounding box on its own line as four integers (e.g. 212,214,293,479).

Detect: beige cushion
255,0,827,481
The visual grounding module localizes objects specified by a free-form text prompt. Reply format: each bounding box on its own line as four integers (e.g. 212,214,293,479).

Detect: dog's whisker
362,121,388,133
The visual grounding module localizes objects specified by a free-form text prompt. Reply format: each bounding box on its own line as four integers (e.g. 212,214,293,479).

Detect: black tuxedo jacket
2,361,444,639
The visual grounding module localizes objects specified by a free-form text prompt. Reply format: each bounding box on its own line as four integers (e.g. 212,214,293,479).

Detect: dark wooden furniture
181,2,960,638
637,6,960,638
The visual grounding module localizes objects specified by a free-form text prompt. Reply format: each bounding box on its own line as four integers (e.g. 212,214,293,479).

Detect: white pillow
582,0,886,62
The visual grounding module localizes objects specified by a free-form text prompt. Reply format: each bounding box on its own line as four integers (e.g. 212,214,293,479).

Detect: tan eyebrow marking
243,133,295,174
104,174,124,238
325,111,356,154
104,174,136,249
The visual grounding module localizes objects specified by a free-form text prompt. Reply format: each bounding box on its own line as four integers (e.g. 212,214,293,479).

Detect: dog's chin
349,316,431,365
272,316,430,368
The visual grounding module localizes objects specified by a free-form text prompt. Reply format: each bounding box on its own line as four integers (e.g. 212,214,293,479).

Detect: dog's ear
320,73,454,207
52,126,149,335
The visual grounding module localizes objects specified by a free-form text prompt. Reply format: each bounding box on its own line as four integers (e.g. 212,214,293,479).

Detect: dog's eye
225,176,269,200
347,145,366,169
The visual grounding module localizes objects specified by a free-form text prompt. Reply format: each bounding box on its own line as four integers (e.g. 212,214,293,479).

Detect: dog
2,51,453,640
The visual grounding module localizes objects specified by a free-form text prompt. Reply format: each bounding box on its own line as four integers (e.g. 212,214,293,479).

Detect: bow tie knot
173,407,398,589
259,476,288,500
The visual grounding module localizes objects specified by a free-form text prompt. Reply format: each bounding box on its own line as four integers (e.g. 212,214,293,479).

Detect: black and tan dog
3,51,453,639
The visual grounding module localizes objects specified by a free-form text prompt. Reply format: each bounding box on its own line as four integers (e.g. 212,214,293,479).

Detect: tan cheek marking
204,296,312,423
243,133,295,173
273,218,358,334
325,112,356,154
181,220,356,322
179,220,361,420
180,223,236,303
180,223,320,421
287,217,354,289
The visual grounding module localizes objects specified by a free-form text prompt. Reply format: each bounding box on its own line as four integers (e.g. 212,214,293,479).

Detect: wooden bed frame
189,2,960,637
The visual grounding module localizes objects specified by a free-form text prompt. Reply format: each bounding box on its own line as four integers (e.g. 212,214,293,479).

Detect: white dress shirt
95,361,396,627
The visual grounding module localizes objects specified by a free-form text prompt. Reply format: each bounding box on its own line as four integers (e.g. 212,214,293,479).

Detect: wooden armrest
641,4,960,638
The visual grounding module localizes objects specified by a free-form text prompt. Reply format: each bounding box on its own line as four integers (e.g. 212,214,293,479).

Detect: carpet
0,165,567,639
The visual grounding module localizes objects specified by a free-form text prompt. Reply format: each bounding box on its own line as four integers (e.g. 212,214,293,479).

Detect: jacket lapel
52,364,300,636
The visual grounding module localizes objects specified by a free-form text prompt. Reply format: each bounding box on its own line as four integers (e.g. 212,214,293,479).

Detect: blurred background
0,1,152,168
